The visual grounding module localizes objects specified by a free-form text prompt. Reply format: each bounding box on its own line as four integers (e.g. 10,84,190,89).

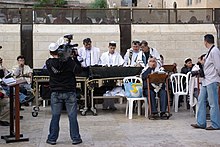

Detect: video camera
57,34,78,62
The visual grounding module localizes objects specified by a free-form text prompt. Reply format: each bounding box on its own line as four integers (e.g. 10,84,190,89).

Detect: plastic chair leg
145,100,148,118
43,100,46,107
128,99,134,119
125,101,129,116
137,100,141,116
183,95,187,110
174,94,179,112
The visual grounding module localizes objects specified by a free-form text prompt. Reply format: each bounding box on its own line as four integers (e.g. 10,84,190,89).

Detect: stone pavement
0,104,220,147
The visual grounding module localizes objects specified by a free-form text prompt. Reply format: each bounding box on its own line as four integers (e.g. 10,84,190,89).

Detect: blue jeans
197,82,220,128
47,92,81,142
144,88,167,113
2,85,26,103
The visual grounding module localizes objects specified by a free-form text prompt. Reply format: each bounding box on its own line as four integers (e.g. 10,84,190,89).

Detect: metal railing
0,8,219,24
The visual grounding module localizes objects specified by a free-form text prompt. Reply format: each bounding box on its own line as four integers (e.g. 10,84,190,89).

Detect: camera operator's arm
72,57,82,74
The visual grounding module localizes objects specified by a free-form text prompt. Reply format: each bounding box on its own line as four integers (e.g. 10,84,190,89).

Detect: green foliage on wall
90,0,108,9
34,0,67,7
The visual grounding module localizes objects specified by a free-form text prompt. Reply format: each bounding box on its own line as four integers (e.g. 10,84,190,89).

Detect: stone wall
0,24,20,70
132,24,216,71
33,25,120,68
0,24,217,72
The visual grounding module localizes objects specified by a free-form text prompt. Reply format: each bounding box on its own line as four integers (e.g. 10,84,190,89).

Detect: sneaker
72,139,82,145
46,139,56,145
205,126,220,130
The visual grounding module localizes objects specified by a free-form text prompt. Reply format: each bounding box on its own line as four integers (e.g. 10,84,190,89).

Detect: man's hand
148,57,157,68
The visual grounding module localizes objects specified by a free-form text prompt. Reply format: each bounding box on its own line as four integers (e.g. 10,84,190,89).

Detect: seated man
123,40,141,67
0,57,31,105
11,55,34,103
142,57,168,119
0,88,10,126
99,41,124,67
99,41,124,110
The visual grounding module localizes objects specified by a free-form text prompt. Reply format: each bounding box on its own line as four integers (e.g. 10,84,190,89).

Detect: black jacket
46,57,82,92
180,64,194,74
142,67,155,90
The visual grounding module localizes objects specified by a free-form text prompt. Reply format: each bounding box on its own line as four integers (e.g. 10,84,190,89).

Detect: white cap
48,43,58,51
109,41,116,44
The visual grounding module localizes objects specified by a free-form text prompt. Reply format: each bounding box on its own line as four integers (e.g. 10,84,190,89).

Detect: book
2,77,16,85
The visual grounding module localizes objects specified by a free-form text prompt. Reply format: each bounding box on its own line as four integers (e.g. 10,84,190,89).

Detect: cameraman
46,42,82,145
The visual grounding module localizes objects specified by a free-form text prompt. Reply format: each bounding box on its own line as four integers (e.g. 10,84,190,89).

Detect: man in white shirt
11,55,33,91
11,55,34,105
99,41,124,66
136,40,161,69
99,41,124,110
191,34,220,130
77,38,100,67
124,40,141,66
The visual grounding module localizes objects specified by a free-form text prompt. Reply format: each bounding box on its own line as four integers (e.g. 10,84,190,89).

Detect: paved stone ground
0,104,220,147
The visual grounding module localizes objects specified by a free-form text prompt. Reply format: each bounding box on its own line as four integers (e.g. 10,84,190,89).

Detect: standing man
124,40,141,66
46,42,82,145
136,40,161,69
77,38,100,67
191,34,220,130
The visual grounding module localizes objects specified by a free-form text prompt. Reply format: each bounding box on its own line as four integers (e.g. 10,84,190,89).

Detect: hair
17,55,25,61
109,42,116,47
204,34,214,44
199,53,206,60
140,40,148,46
160,54,164,60
83,38,92,44
50,50,58,56
185,58,192,64
132,40,140,45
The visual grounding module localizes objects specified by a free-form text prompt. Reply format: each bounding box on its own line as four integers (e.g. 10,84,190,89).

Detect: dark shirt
46,57,81,92
142,67,166,92
142,67,155,90
0,69,4,78
180,64,194,74
144,51,150,63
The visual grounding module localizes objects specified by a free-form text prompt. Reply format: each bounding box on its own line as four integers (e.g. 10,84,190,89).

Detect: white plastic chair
170,72,191,112
123,76,148,119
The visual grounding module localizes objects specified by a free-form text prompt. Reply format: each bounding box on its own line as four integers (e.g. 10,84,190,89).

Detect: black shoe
20,107,25,111
14,115,23,120
109,107,117,111
46,139,56,145
151,113,159,118
102,107,109,110
0,121,10,126
205,126,220,130
191,124,205,129
160,113,168,119
72,139,82,145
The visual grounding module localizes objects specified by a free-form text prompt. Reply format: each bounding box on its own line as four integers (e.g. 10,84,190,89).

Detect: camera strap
47,60,63,74
206,45,215,59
